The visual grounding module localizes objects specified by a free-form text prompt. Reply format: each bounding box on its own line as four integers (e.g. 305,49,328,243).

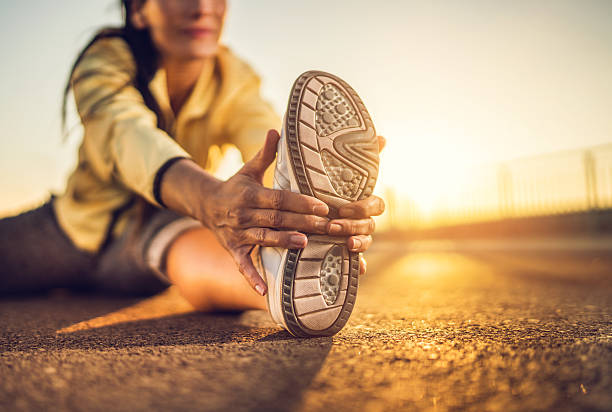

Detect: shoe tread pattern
285,71,379,213
315,83,361,136
281,241,359,337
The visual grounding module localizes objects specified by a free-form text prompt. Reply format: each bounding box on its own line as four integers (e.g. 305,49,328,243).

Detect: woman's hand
196,131,336,295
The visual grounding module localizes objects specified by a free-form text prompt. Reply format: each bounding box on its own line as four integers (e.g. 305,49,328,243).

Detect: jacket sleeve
71,37,190,206
222,70,281,163
222,73,281,186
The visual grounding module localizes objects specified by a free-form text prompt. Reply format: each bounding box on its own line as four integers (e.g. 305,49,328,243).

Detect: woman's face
134,0,227,60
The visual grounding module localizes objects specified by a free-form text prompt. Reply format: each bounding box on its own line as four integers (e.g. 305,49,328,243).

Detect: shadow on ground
0,293,333,412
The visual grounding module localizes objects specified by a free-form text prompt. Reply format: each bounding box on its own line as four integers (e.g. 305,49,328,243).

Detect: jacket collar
148,57,216,134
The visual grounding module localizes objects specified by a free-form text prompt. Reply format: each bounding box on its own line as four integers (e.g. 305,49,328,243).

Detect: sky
0,0,611,215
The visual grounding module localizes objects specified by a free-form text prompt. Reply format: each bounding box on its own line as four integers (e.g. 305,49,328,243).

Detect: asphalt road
1,238,611,412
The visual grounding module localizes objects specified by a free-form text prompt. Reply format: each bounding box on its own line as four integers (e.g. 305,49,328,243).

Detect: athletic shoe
261,71,379,337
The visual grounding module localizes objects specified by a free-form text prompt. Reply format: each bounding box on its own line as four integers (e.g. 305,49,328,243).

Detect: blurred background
1,0,611,237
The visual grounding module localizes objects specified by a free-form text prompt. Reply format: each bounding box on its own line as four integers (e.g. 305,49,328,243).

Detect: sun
375,128,479,228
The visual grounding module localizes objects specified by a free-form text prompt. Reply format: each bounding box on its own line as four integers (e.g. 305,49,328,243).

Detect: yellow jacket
54,37,280,252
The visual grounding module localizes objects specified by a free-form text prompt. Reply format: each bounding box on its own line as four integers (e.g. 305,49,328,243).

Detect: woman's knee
166,227,266,312
166,227,235,310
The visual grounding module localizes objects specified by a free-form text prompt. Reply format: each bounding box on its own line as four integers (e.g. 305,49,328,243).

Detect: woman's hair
61,0,168,134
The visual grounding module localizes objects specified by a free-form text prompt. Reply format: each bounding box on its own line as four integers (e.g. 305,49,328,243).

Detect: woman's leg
0,200,94,295
166,227,267,312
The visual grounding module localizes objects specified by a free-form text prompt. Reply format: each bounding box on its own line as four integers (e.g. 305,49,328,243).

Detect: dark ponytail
61,0,168,135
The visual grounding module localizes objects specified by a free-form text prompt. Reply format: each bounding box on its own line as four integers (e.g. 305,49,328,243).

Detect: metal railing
380,143,612,229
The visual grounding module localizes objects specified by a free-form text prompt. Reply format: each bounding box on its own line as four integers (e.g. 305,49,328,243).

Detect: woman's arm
71,37,190,206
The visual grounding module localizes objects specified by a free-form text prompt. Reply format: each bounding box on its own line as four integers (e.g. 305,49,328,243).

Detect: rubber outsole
285,71,379,217
280,71,378,337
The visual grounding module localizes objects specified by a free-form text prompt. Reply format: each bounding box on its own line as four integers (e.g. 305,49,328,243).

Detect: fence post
385,186,397,229
583,150,599,210
497,164,513,218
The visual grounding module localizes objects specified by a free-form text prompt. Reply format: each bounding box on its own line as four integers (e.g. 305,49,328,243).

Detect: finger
327,218,375,236
239,129,280,181
233,252,267,295
377,136,386,152
347,235,372,253
338,196,385,218
242,228,308,249
245,210,329,234
254,187,329,216
359,254,367,276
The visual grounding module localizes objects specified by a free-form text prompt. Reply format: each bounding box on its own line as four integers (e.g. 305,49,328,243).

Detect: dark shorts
0,200,200,296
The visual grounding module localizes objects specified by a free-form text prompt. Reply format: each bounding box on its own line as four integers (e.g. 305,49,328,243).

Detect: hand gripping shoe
260,71,379,337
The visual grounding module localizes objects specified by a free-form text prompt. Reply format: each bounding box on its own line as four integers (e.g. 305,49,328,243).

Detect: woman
0,0,384,332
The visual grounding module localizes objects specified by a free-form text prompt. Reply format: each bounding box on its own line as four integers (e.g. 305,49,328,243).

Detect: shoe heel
281,235,359,337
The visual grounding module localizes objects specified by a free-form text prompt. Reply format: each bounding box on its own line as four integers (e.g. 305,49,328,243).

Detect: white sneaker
261,71,379,337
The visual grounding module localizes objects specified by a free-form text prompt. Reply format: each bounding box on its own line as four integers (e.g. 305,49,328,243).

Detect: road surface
1,237,611,411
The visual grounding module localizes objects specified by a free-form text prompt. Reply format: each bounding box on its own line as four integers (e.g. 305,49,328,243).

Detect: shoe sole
281,71,378,337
